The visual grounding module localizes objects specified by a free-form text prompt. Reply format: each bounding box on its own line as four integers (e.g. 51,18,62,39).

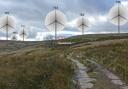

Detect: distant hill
62,33,128,43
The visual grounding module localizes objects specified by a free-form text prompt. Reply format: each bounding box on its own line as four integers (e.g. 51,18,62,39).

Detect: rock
111,80,124,86
71,59,96,89
80,83,94,89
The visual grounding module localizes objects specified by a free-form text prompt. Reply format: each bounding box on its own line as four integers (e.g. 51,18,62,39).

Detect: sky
0,0,128,41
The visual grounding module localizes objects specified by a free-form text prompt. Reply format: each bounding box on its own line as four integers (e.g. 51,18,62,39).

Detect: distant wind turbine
19,25,27,41
0,12,16,40
108,0,128,34
76,13,90,35
11,32,17,41
45,0,67,40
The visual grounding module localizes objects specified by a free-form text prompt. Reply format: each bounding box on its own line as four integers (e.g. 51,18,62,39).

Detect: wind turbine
45,0,67,40
19,25,27,41
0,12,16,40
11,32,17,41
76,13,90,35
108,0,128,34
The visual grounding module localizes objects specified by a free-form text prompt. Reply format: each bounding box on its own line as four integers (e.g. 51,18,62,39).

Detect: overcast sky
0,0,128,41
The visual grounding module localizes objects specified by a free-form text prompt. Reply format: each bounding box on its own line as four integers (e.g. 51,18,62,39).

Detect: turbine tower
108,0,128,34
0,12,16,40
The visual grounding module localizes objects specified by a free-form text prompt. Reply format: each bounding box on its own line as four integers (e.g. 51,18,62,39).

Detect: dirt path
68,39,128,89
68,55,96,89
68,53,128,89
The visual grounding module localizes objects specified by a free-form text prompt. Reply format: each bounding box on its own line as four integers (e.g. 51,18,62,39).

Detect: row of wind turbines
0,0,128,41
0,12,27,41
45,0,128,40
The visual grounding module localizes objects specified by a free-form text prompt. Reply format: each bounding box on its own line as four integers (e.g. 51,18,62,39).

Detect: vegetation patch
72,41,128,84
0,47,74,89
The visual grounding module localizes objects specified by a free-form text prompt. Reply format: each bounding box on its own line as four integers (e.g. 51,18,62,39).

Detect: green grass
62,33,128,43
0,46,74,89
0,33,128,89
72,41,128,84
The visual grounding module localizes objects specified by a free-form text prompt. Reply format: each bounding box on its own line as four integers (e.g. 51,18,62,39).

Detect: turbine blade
57,21,64,26
83,24,89,27
78,24,82,27
0,25,6,29
78,24,89,28
111,15,118,20
119,15,128,20
46,21,55,26
8,25,15,29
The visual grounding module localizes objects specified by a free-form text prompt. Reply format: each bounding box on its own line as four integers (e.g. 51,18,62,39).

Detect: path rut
68,55,96,89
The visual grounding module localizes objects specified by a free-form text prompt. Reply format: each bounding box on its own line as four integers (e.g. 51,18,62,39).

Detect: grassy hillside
0,42,74,89
62,33,128,43
70,39,128,84
0,41,48,52
0,33,128,89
